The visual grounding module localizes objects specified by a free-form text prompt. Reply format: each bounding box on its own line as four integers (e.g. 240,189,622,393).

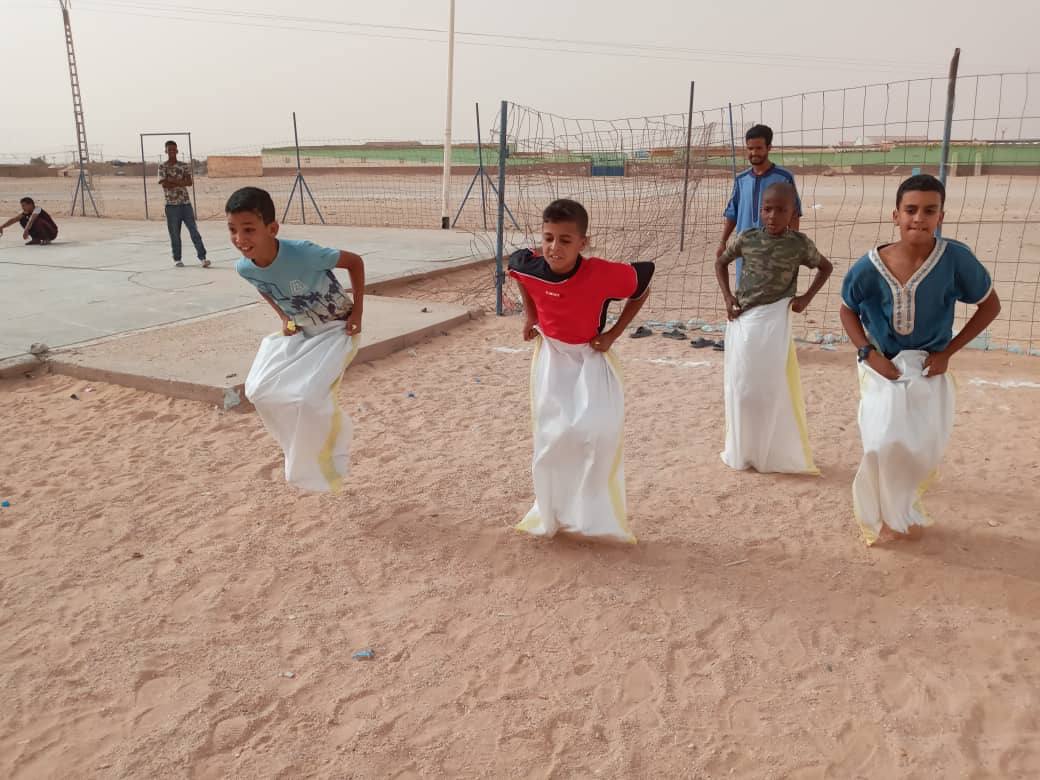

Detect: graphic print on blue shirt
236,238,352,327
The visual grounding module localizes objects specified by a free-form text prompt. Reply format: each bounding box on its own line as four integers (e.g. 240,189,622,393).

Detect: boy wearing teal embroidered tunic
840,174,1001,542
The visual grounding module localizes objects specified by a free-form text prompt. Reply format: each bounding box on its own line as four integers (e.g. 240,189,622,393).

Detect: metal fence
3,66,1037,352
490,68,1040,354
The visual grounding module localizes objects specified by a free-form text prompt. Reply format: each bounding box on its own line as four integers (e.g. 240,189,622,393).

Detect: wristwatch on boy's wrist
857,344,875,362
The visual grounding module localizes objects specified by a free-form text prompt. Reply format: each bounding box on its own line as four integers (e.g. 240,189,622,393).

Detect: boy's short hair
745,124,773,146
896,173,945,208
763,181,796,204
542,198,589,235
165,140,177,149
20,196,35,207
226,186,276,224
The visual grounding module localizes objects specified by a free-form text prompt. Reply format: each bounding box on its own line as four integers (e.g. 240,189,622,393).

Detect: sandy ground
2,307,1039,778
3,172,1038,352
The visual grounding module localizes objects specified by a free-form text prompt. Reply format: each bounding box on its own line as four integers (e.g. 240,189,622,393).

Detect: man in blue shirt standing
716,124,802,281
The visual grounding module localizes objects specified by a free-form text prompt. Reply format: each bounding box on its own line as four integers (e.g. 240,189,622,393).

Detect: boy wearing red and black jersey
508,200,654,349
506,199,654,543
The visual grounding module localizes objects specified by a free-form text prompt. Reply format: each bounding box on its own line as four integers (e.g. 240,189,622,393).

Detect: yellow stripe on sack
853,365,878,545
605,349,636,544
528,335,542,426
907,369,951,527
784,338,820,475
516,336,544,534
605,346,625,383
911,468,939,527
911,368,949,526
317,336,361,493
516,510,542,533
318,383,345,492
852,491,881,546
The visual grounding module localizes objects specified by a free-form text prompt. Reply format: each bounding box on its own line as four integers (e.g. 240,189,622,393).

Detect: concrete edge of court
3,296,484,410
47,297,483,411
1,254,496,396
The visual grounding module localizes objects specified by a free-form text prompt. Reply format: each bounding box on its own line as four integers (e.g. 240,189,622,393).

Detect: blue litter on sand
1,500,9,508
353,649,375,660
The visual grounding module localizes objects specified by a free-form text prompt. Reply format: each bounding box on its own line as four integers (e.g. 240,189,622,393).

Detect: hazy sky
2,0,1036,161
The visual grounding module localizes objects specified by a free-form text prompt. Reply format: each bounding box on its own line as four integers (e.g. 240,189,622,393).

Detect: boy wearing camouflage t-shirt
713,182,833,474
717,182,831,321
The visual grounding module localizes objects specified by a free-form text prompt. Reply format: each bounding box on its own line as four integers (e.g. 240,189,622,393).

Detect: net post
495,101,508,316
937,48,961,238
679,81,696,252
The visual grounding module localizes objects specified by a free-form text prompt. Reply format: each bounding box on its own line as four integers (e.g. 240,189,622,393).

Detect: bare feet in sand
875,523,926,544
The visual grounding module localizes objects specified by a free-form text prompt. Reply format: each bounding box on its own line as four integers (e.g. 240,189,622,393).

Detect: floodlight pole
440,0,456,229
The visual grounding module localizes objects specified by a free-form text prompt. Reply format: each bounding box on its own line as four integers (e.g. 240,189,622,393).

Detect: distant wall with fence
0,136,492,227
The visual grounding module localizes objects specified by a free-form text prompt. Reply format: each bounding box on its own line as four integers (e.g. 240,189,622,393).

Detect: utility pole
440,0,455,229
59,1,100,217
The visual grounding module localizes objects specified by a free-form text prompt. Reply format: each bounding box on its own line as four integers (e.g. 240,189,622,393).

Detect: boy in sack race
228,187,366,492
840,174,1001,544
508,199,654,544
715,182,833,475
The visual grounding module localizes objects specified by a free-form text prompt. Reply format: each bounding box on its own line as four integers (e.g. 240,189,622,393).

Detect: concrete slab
0,217,489,360
49,296,479,409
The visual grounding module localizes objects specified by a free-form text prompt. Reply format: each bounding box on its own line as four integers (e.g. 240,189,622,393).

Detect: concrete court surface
0,217,489,361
